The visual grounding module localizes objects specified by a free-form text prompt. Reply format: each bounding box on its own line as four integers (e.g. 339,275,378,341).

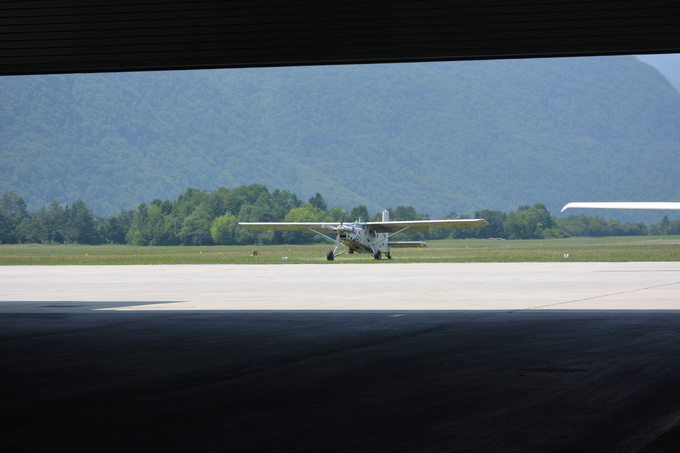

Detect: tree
285,203,328,223
1,191,29,218
97,209,134,244
556,215,588,237
624,221,648,236
68,199,100,244
650,215,671,235
210,212,239,245
177,205,214,245
474,209,506,238
271,189,302,220
0,191,30,244
587,215,610,237
173,188,208,222
348,204,370,222
282,203,329,243
328,207,344,222
145,203,175,245
125,202,150,245
608,218,625,236
308,192,328,211
0,209,10,244
504,203,559,239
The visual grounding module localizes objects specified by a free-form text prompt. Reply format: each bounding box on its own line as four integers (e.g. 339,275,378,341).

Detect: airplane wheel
348,249,354,254
374,250,381,260
386,253,392,260
327,250,334,261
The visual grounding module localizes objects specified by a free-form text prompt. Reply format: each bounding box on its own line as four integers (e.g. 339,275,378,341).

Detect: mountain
2,56,680,221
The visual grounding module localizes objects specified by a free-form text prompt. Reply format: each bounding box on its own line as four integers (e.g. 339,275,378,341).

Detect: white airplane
240,210,488,260
562,202,680,212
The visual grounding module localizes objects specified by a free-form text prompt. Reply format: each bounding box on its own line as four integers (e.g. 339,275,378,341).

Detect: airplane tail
388,241,427,248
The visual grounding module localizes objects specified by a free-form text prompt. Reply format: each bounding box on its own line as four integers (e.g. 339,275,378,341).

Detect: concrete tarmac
2,263,680,451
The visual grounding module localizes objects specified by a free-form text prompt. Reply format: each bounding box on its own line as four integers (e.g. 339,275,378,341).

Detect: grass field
1,236,679,265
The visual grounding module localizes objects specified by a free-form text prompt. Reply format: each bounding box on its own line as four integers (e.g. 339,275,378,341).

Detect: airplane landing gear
374,250,381,260
327,250,334,261
386,253,392,260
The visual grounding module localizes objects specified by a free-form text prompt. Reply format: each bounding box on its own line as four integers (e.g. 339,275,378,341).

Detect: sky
635,54,680,91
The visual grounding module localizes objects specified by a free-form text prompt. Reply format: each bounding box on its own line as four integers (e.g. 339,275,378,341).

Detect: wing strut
306,227,339,243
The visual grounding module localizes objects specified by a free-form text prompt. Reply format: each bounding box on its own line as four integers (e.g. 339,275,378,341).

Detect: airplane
562,202,680,212
240,210,488,260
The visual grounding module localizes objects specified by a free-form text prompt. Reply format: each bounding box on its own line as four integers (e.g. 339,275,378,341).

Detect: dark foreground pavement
2,309,680,452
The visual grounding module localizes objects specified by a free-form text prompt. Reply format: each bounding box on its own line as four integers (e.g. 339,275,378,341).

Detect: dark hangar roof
2,0,680,76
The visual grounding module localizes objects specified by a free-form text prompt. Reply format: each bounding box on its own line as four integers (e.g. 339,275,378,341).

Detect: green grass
1,236,679,265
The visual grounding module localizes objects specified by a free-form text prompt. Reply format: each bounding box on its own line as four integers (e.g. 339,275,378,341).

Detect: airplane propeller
333,210,357,234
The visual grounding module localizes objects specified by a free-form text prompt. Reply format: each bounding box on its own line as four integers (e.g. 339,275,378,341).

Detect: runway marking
529,280,680,310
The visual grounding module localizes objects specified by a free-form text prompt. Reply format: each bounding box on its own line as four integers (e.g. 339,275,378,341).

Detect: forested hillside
2,57,680,221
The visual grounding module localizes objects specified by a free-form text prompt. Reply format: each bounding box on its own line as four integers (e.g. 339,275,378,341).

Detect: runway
2,263,680,451
2,262,679,311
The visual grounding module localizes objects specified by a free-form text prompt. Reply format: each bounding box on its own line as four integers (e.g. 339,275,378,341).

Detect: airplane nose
335,225,354,233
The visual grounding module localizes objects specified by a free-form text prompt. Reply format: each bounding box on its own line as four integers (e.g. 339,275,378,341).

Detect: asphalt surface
2,263,680,452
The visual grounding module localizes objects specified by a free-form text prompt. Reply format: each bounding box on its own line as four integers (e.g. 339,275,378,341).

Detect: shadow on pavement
2,308,680,452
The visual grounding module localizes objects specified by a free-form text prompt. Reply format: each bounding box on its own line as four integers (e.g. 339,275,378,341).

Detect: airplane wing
561,202,680,212
240,222,339,232
240,219,488,234
366,219,488,233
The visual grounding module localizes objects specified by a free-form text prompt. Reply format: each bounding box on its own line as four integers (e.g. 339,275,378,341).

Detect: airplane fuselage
337,222,390,255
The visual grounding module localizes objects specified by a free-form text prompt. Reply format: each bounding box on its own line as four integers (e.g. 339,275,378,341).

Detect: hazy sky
635,54,680,90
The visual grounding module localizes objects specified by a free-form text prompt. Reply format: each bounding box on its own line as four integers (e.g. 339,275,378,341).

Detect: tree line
1,186,678,246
